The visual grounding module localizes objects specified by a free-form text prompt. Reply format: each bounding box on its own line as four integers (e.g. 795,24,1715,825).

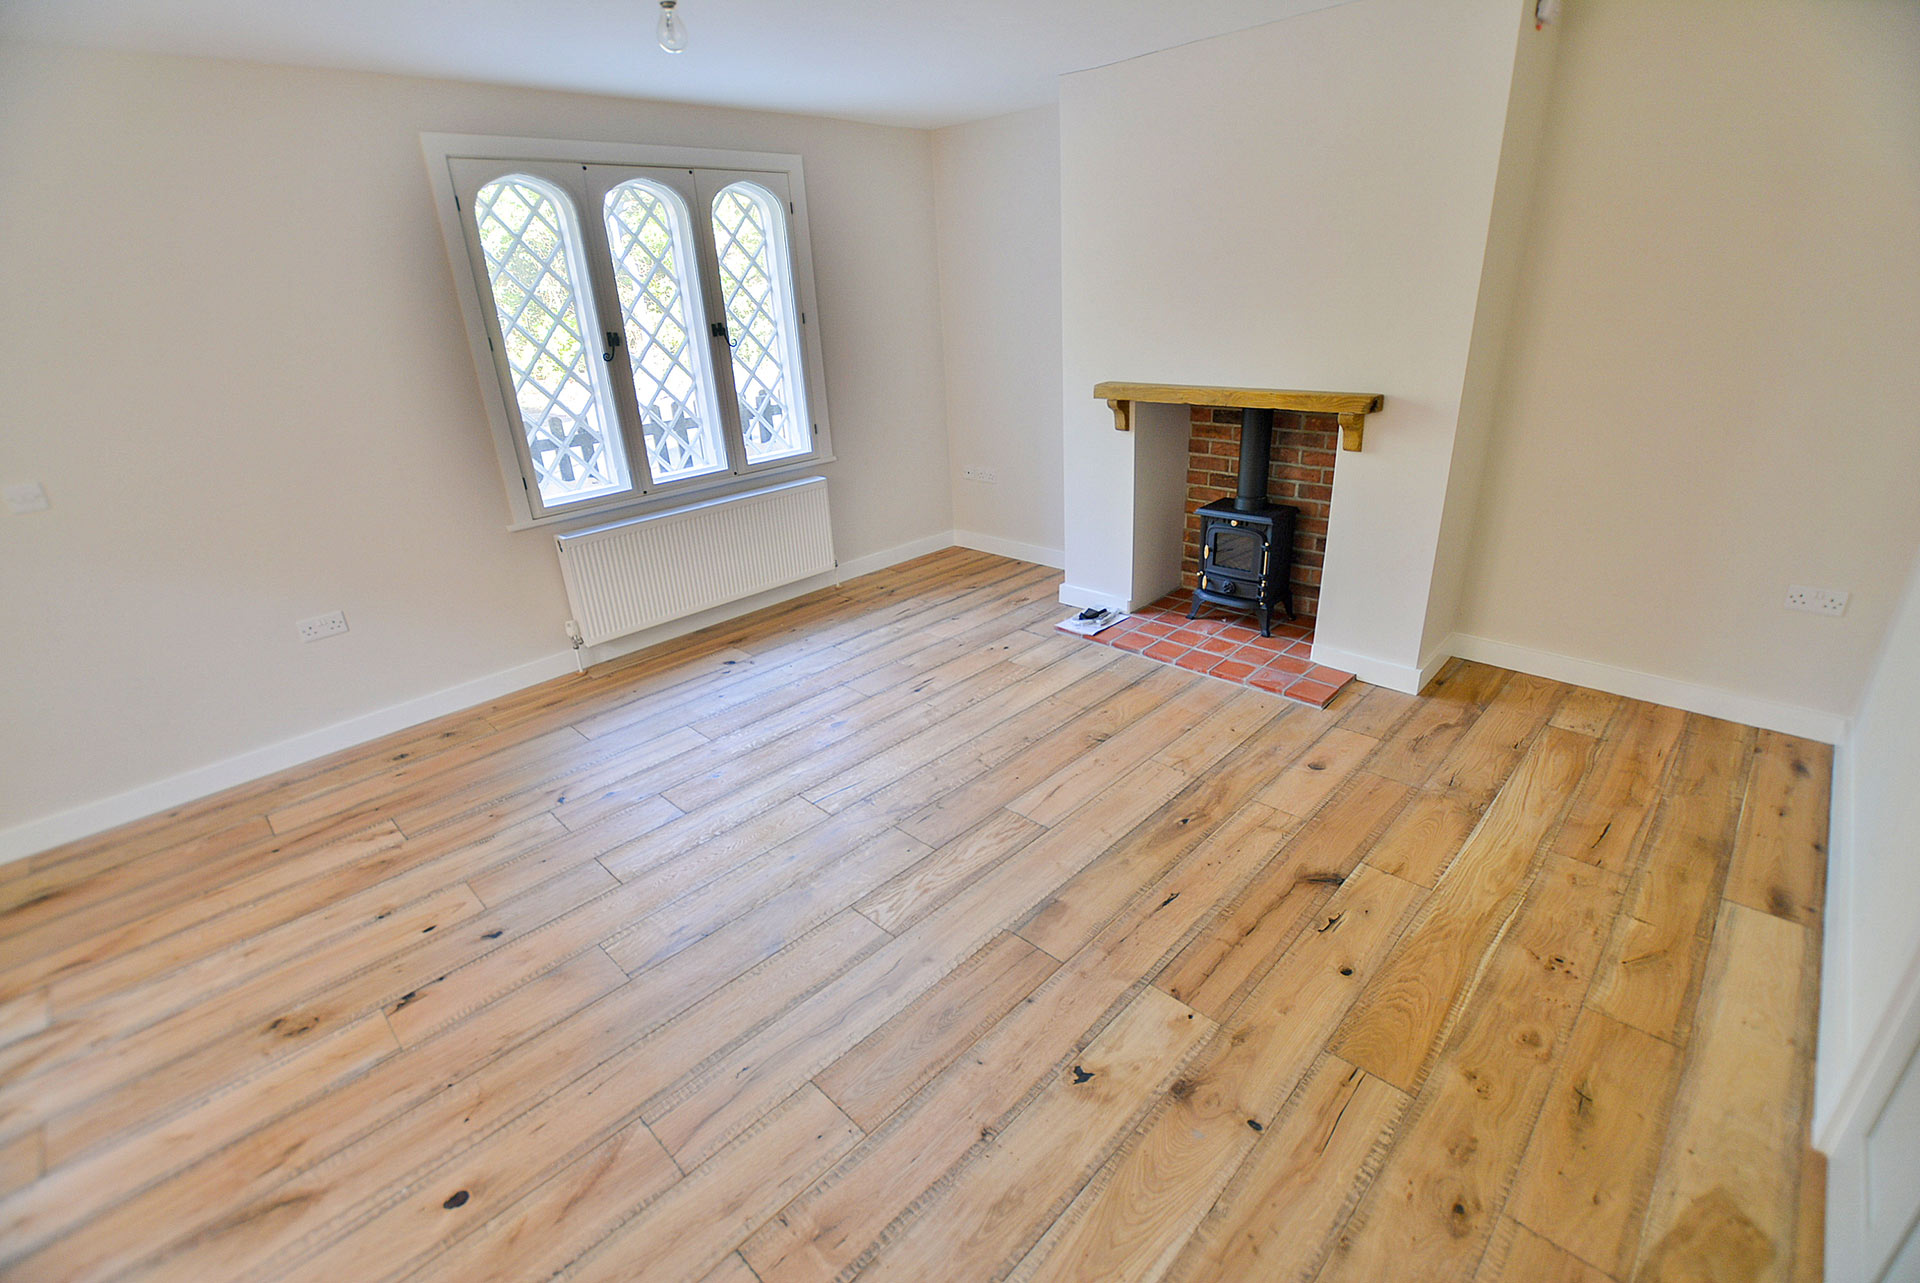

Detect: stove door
1201,522,1268,598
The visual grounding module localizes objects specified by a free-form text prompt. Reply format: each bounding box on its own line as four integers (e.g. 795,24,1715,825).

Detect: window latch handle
710,322,730,342
603,331,622,362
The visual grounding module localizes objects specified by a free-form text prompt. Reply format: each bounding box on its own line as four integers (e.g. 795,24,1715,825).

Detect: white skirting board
953,530,1065,569
1444,633,1847,744
0,527,979,866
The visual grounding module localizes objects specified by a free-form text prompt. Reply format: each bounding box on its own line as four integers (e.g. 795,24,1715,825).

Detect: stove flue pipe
1235,408,1274,513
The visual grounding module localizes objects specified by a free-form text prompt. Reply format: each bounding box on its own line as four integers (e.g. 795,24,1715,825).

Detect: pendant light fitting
657,0,688,53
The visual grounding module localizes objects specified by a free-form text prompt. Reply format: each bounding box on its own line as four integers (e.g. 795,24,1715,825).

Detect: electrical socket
962,466,998,484
298,609,350,642
1784,585,1848,617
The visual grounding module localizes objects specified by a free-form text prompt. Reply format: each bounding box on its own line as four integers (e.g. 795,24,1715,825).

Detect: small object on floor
1057,608,1130,637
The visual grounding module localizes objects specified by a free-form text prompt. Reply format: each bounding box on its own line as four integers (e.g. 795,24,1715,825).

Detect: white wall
1458,0,1920,725
0,43,954,846
1057,0,1547,690
1821,545,1920,1132
1819,545,1920,1279
930,106,1064,567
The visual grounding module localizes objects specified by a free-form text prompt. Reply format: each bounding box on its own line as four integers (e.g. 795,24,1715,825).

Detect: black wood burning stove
1190,408,1297,636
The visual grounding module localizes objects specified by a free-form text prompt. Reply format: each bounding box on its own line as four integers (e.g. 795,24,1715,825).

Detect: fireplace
1071,382,1381,707
1189,409,1296,634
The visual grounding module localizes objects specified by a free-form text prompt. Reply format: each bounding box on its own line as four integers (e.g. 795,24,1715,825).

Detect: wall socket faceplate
962,466,998,484
298,610,350,642
1785,585,1849,617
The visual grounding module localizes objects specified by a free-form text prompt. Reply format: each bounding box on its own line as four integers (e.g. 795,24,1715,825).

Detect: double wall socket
962,466,998,484
1785,585,1848,617
298,610,350,642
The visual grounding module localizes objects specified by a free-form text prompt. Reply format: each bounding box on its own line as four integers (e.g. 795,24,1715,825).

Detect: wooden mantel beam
1093,381,1385,451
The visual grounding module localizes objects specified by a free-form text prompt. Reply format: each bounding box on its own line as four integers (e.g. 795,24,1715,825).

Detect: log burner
1189,408,1297,636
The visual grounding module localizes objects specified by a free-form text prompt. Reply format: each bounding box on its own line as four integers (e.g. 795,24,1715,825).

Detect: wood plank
743,772,1323,1283
815,932,1059,1130
645,762,1195,1170
1251,726,1381,818
1091,381,1384,416
1423,671,1567,807
1548,699,1686,877
1507,1006,1684,1277
0,880,486,1144
895,668,1201,849
854,985,1215,1282
564,1086,861,1283
1475,1218,1616,1283
1550,686,1624,737
1330,726,1592,1092
2,941,641,1282
1725,730,1832,926
1156,772,1411,1022
0,821,410,1004
46,816,549,1014
1161,1057,1406,1283
1336,682,1421,739
1365,660,1509,786
1315,855,1619,1283
1588,716,1753,1043
1017,709,1352,962
1004,674,1230,824
0,1015,401,1261
1019,863,1422,1283
1360,783,1482,888
854,810,1045,934
392,1119,680,1283
1633,902,1810,1283
0,1131,39,1199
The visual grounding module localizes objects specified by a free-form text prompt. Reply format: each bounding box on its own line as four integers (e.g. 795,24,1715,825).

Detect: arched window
470,175,630,506
712,181,812,464
438,142,832,525
603,180,727,483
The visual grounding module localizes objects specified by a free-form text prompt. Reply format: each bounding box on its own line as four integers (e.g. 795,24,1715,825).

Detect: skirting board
1305,641,1445,696
1445,632,1847,744
0,528,967,866
953,530,1065,570
1058,582,1133,614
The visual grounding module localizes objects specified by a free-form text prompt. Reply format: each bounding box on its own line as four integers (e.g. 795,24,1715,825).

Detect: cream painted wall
1458,0,1920,719
0,43,954,837
931,106,1064,565
1057,0,1545,689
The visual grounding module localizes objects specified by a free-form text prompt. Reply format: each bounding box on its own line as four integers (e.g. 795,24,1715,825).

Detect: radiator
555,477,835,647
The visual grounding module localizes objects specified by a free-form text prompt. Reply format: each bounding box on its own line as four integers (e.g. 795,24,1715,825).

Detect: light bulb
656,0,688,53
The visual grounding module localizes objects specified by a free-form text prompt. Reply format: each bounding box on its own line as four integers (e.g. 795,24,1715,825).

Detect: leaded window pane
604,182,728,483
712,184,809,464
473,176,628,506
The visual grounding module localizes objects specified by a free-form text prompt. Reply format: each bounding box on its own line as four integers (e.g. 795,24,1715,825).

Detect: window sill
506,453,837,533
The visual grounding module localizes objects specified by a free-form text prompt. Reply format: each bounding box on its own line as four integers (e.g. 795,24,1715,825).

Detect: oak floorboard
0,551,1829,1283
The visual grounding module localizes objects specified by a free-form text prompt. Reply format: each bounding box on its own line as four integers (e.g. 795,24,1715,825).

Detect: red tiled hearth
1062,594,1354,708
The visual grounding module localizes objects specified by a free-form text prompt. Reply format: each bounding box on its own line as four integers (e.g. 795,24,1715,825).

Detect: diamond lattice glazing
712,185,809,463
473,177,625,504
605,182,725,482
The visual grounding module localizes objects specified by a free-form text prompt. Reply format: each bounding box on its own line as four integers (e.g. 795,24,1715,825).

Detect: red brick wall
1181,407,1336,621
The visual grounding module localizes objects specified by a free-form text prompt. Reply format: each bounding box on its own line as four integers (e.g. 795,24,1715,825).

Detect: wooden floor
0,549,1830,1283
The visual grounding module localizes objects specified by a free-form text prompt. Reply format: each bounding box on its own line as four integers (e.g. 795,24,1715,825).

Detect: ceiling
0,0,1349,129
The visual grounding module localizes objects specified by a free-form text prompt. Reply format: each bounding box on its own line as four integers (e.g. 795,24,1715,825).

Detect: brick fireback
1182,406,1335,621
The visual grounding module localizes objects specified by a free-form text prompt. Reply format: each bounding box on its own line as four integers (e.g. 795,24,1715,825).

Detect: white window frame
423,133,835,530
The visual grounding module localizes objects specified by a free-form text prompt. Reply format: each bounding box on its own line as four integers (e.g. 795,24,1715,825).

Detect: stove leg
1258,604,1272,637
1187,594,1201,621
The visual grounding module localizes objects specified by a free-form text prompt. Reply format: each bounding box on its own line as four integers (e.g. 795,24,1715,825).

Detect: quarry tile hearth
1063,595,1354,707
